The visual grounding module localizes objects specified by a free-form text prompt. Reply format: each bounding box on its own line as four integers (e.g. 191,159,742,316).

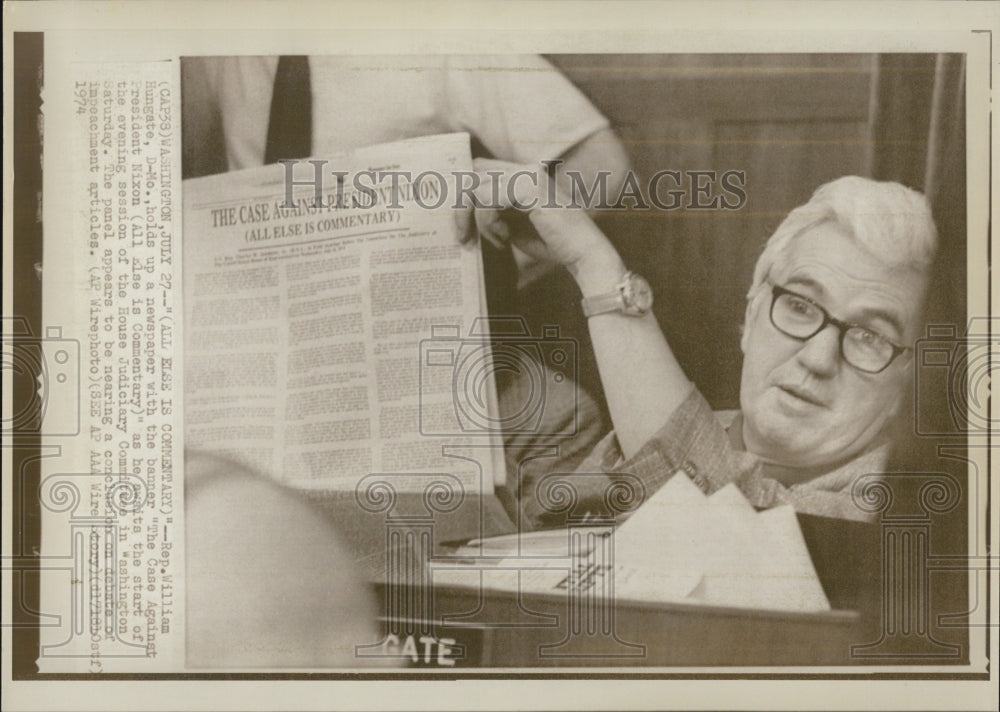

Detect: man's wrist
571,252,628,297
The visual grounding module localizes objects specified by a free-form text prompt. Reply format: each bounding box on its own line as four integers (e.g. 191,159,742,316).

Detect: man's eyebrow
783,276,905,340
783,276,826,298
855,308,905,341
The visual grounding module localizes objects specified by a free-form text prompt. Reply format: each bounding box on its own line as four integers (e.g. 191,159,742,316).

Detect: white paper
758,505,831,612
613,476,831,612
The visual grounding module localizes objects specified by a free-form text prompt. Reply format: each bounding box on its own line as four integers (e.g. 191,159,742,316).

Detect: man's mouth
776,384,827,408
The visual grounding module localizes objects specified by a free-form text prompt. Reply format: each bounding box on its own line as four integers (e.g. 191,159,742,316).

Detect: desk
310,490,880,666
373,579,864,667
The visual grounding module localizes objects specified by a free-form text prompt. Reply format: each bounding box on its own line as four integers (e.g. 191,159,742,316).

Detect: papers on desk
613,474,830,612
431,474,830,613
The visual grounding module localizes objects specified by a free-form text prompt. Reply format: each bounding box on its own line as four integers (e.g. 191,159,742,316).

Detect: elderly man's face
739,221,927,473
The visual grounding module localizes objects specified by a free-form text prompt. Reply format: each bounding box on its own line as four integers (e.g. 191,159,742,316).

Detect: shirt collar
722,410,890,493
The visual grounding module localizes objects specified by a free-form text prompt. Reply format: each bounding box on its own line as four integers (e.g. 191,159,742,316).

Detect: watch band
580,288,625,317
581,271,652,318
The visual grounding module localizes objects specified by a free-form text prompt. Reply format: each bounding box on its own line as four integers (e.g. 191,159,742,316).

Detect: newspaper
2,2,997,710
182,133,504,493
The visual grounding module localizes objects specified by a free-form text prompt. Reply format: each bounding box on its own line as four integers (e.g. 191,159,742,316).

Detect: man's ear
884,360,915,421
740,292,760,354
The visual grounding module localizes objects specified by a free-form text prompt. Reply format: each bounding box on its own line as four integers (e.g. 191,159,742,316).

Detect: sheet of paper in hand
182,132,505,495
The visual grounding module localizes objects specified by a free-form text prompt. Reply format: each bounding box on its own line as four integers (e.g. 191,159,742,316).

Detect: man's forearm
474,157,691,459
574,254,692,459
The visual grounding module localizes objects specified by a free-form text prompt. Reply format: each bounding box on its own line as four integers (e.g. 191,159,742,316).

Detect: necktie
264,55,312,164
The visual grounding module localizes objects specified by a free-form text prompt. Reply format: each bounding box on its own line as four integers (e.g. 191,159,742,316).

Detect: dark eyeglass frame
768,284,910,374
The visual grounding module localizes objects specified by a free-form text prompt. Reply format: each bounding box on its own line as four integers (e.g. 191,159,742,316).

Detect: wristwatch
580,271,653,317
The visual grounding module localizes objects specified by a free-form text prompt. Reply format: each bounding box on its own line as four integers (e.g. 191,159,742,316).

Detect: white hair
747,176,938,301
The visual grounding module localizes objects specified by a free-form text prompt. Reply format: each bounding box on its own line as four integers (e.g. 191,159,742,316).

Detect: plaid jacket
516,383,889,529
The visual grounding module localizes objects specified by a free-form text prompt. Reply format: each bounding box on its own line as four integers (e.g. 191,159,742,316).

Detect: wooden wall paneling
549,54,876,407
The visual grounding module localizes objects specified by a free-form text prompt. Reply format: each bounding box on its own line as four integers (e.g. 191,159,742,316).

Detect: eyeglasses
768,284,910,374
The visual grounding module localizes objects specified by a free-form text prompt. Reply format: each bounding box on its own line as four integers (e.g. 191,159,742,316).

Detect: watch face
623,273,653,313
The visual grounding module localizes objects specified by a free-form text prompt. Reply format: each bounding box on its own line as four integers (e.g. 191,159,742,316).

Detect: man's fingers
481,227,506,250
453,205,474,243
491,219,510,241
473,205,502,247
467,159,617,271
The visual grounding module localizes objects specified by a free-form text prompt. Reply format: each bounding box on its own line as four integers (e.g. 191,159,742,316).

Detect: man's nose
794,325,841,377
